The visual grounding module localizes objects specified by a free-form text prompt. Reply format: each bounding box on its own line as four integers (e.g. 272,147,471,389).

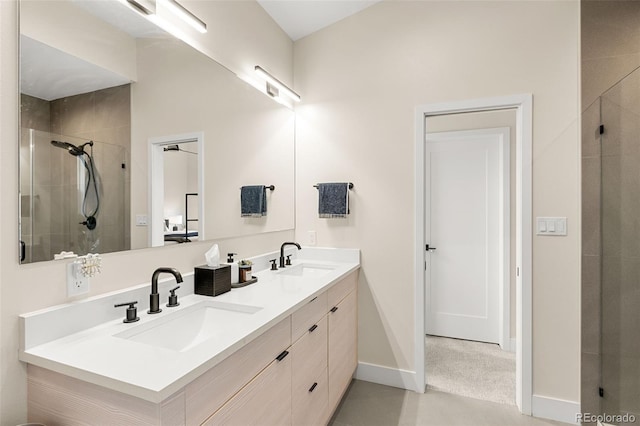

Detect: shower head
51,140,81,155
51,140,85,156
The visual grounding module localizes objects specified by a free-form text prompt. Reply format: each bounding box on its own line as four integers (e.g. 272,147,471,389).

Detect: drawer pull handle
309,382,318,393
309,324,318,333
309,296,317,303
276,350,289,362
330,306,338,313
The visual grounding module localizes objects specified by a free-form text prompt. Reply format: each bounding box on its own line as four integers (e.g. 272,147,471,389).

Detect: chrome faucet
279,242,301,268
149,267,183,314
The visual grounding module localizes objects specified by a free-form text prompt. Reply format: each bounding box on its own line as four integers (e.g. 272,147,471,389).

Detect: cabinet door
292,315,328,426
186,318,291,425
328,289,357,412
202,350,292,426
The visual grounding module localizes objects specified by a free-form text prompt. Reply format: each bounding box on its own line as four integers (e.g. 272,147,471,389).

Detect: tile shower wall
20,84,131,262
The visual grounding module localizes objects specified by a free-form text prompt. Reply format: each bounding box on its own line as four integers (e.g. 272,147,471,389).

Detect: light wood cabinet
186,317,291,425
202,349,292,426
291,292,327,342
27,270,358,426
328,284,358,412
291,315,328,426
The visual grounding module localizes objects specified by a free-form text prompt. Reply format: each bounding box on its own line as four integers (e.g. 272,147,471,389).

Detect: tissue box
194,264,231,297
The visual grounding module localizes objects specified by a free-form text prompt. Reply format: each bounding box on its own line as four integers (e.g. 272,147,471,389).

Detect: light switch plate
308,230,317,246
135,214,148,226
536,217,567,236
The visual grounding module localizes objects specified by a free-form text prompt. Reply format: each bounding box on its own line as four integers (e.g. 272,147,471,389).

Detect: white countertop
19,247,360,403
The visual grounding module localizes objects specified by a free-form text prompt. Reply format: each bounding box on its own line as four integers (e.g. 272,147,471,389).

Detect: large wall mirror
18,0,295,264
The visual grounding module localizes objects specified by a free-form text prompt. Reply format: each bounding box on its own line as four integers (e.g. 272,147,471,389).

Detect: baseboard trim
355,362,419,392
532,394,580,424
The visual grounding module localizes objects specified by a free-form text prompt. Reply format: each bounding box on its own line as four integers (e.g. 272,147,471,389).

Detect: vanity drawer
328,270,357,309
202,349,292,426
291,291,327,342
292,315,328,386
292,316,329,426
292,367,329,426
186,317,291,426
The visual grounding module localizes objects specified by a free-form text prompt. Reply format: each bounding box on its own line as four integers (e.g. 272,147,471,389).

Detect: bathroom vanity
20,248,359,425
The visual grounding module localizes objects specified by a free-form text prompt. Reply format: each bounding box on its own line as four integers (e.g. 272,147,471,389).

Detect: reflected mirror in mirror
18,0,295,264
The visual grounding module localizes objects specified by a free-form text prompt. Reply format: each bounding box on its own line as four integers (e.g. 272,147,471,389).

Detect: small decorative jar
238,260,252,283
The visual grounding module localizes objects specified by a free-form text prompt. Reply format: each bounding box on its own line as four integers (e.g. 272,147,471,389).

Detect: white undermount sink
114,300,262,352
277,263,337,278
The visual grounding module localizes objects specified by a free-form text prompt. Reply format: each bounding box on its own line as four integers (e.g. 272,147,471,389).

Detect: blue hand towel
318,183,349,218
241,185,267,217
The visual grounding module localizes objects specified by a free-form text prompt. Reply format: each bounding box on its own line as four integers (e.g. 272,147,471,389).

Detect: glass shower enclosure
19,129,127,263
599,67,640,422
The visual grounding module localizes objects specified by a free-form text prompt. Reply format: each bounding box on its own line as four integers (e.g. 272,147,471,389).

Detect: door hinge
517,267,520,277
424,261,427,271
599,387,604,398
599,124,605,135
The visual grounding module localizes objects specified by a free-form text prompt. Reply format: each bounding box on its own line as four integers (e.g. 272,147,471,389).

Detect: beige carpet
426,335,516,405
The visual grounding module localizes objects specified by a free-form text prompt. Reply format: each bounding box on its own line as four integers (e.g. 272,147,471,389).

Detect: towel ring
313,183,354,190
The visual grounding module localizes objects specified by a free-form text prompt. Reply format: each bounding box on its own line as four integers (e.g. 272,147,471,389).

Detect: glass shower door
19,129,127,262
600,67,640,422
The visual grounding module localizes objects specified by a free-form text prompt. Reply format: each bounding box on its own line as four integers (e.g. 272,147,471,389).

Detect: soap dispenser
225,253,239,284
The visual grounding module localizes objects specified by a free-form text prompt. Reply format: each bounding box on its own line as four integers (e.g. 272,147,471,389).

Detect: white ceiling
20,35,132,101
257,0,383,41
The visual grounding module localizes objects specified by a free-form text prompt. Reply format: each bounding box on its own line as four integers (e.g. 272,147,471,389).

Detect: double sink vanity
20,247,360,425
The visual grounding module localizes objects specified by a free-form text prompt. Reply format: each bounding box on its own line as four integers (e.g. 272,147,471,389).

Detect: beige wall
0,1,293,424
178,0,293,88
130,38,295,249
294,0,581,402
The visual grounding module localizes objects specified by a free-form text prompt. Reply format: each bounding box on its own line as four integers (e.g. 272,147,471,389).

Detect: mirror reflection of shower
19,129,127,263
50,140,100,230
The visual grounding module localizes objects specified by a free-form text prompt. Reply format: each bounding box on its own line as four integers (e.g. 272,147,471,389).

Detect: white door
425,128,508,344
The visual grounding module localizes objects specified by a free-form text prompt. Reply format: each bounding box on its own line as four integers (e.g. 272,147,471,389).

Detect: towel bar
313,183,353,190
239,185,275,190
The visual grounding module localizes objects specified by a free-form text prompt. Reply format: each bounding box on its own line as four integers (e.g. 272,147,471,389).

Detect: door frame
425,127,510,349
414,94,532,415
149,131,205,247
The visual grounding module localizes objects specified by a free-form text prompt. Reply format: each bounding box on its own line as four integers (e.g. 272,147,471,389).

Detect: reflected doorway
149,132,204,247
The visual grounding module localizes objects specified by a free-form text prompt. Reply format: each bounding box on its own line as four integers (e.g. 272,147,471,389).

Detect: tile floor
329,380,566,426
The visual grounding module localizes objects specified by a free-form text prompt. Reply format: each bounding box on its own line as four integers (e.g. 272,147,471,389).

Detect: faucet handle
270,259,278,271
167,286,181,308
114,301,140,323
285,255,292,266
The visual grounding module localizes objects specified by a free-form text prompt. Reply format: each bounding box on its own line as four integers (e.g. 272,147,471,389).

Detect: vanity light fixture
123,0,156,15
117,0,206,41
160,0,207,34
255,66,301,103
